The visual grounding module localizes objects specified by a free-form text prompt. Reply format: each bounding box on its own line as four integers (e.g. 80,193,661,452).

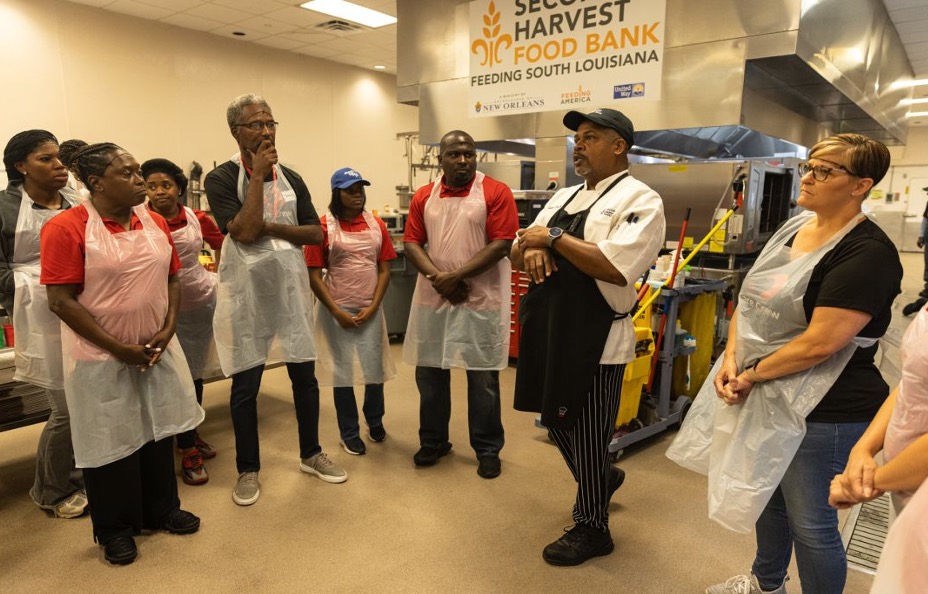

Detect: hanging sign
469,0,666,117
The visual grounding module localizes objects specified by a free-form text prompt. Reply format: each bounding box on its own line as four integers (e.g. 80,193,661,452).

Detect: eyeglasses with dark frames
797,161,857,182
233,120,279,132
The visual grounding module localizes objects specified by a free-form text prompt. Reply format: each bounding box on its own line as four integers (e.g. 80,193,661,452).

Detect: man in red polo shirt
402,129,518,479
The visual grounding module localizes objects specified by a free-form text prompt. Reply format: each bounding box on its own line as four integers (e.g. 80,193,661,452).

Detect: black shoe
477,455,501,479
158,508,200,535
103,536,138,565
903,298,926,316
341,437,367,455
413,442,452,466
542,524,614,566
369,424,387,442
608,467,626,499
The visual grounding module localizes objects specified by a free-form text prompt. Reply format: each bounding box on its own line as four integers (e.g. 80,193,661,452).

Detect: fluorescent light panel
907,111,928,118
300,1,396,28
901,98,928,106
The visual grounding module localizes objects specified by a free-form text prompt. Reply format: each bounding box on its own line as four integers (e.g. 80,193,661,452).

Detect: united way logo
614,83,646,99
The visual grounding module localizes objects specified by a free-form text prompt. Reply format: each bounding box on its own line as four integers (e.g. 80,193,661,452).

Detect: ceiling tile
235,16,299,36
263,6,333,28
891,6,928,23
105,0,175,20
184,3,253,24
210,0,290,16
160,12,225,32
208,24,271,41
135,0,201,11
294,44,342,59
252,37,307,51
281,31,339,45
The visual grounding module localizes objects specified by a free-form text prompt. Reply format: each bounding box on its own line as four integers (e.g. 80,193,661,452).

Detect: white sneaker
705,574,787,594
36,489,88,519
232,471,260,506
300,452,348,483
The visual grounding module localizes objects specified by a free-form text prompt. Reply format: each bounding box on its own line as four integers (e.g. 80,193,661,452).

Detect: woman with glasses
669,134,903,594
0,130,85,519
40,142,203,565
304,168,397,455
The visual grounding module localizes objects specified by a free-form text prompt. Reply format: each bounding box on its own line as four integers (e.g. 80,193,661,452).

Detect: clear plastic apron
883,306,928,507
62,202,203,469
11,188,76,389
667,210,877,532
212,154,315,376
402,172,510,370
172,206,220,380
314,210,395,387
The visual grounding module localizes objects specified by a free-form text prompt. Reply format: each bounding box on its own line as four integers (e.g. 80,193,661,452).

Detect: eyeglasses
797,161,857,182
233,120,279,132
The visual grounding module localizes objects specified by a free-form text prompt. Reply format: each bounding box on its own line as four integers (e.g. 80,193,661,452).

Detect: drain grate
842,492,892,574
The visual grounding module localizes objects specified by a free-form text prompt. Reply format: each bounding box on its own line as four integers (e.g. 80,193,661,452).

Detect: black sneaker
341,437,367,456
158,509,200,535
903,298,926,316
369,425,387,442
542,524,614,566
608,467,626,499
477,455,501,479
413,442,452,466
103,536,138,565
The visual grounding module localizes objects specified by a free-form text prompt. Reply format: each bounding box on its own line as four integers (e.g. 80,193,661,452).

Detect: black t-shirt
789,219,902,423
203,160,319,234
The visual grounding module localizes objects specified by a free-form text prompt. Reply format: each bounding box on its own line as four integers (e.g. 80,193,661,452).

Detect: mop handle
633,205,739,322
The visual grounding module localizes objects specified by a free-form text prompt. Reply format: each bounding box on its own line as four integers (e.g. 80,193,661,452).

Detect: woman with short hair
670,134,903,594
143,157,224,486
41,142,203,565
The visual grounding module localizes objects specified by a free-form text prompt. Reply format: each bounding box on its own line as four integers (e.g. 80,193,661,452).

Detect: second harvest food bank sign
469,0,666,117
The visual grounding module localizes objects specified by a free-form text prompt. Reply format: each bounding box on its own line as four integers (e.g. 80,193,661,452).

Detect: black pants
82,438,180,544
547,364,624,532
229,362,320,473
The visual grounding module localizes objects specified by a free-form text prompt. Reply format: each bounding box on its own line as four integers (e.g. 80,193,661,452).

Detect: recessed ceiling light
232,31,246,36
374,65,386,70
300,1,396,28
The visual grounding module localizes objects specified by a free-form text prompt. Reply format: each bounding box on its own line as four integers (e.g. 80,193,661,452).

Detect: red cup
3,324,13,347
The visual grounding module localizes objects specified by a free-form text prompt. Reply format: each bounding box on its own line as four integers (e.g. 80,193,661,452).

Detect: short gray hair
226,94,271,129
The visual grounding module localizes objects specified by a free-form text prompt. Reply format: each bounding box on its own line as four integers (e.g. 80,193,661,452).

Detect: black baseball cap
563,108,634,147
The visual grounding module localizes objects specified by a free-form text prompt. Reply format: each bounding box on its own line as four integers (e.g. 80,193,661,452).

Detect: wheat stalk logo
471,1,512,68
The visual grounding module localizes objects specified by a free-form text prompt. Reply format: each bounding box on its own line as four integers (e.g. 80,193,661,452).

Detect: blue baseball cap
331,167,371,190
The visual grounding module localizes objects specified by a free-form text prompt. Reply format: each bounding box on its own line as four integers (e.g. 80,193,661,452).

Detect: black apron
514,174,629,429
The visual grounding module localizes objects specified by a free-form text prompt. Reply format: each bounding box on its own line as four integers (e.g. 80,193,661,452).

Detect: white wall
0,0,419,213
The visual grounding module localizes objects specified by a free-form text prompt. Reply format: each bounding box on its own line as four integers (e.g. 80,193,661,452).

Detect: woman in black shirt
698,134,902,594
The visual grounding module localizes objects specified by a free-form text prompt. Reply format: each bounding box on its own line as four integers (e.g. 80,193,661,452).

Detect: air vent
315,19,364,34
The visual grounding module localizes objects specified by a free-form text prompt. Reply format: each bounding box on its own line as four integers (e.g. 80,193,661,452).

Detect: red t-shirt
304,213,397,268
403,175,518,246
151,205,225,251
40,205,182,292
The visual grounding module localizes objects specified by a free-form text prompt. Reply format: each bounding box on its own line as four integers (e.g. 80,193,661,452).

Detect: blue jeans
229,362,320,473
333,384,385,441
415,366,504,457
752,421,869,593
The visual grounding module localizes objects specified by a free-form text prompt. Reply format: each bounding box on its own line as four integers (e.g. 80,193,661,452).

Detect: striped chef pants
547,363,625,532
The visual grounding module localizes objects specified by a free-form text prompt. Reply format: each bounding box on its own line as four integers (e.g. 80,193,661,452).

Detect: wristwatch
546,227,564,248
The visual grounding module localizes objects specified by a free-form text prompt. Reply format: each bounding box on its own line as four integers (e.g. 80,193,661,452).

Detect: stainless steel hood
397,0,914,159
